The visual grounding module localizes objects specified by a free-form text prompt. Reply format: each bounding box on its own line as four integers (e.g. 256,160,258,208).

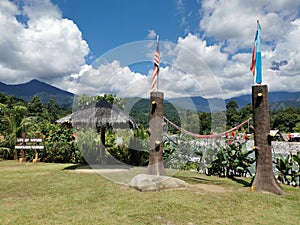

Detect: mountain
0,79,74,107
157,91,300,112
166,96,225,113
1,79,300,111
229,91,300,110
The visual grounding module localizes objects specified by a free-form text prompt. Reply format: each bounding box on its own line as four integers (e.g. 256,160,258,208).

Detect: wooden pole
147,92,166,175
19,132,26,163
98,127,106,164
251,85,284,194
33,132,40,163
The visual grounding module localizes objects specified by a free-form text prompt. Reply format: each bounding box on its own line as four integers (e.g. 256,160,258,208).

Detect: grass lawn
0,160,299,225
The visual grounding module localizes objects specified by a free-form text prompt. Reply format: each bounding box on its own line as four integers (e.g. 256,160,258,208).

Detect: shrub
206,141,255,177
274,152,300,187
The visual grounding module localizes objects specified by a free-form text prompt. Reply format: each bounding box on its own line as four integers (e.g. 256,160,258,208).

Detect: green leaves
274,152,300,186
208,141,255,177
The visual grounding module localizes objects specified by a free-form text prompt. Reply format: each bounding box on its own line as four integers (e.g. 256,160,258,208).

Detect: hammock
163,116,251,139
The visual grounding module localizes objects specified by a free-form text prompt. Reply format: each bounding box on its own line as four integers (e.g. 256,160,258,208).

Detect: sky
1,0,300,100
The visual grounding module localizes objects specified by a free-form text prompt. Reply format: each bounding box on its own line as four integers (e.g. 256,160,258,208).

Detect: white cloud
0,0,89,84
23,0,61,20
147,29,157,39
68,60,150,98
195,0,300,97
1,0,300,101
199,0,300,53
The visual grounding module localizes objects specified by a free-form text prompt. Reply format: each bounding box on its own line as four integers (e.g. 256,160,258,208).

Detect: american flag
151,36,160,92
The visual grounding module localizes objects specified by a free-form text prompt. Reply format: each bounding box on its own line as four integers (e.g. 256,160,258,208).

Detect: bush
106,128,149,166
33,122,83,163
206,141,255,177
0,147,13,160
274,152,300,187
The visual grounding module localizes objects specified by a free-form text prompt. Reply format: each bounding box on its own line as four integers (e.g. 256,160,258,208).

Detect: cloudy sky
1,0,300,99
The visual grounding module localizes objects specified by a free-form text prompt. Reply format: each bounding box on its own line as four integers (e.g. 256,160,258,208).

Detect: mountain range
0,79,74,107
1,79,300,111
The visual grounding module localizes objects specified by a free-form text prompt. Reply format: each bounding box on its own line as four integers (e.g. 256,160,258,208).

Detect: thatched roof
59,100,138,129
56,114,72,124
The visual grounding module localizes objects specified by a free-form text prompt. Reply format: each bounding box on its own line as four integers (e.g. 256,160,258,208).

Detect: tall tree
226,100,240,128
28,96,44,116
1,105,28,149
198,112,211,134
46,97,60,123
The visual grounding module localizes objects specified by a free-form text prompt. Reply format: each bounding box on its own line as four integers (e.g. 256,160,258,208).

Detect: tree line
1,92,300,163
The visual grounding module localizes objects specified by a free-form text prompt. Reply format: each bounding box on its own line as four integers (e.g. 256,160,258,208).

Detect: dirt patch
69,167,248,193
190,184,250,193
72,168,130,173
190,183,232,193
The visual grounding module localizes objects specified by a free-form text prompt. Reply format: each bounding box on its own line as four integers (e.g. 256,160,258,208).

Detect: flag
151,35,160,92
250,21,262,84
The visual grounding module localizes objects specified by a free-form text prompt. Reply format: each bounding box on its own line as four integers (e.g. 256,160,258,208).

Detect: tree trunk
251,85,284,195
98,127,106,164
147,92,166,175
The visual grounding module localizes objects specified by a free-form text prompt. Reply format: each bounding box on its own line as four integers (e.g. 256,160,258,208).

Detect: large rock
129,174,191,191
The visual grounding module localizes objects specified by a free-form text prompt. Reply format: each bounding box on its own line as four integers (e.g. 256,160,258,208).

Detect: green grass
0,161,299,225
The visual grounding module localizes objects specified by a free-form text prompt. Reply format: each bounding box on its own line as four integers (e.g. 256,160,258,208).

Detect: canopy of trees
1,92,300,163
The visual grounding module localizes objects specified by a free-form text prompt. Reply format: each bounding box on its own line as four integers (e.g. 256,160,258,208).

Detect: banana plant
274,153,295,185
207,141,254,177
273,151,300,186
291,152,300,186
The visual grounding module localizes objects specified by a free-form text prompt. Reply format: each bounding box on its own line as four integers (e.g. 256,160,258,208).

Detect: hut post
251,85,284,194
147,92,166,176
98,127,106,164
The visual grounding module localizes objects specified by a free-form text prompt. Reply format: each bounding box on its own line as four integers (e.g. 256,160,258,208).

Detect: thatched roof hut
57,100,138,164
57,100,137,130
56,114,72,128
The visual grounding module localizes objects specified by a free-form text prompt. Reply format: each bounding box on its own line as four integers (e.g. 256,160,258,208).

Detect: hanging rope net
163,116,251,139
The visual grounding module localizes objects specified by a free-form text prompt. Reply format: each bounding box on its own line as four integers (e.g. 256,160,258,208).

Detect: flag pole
156,35,159,92
255,20,262,85
250,20,262,85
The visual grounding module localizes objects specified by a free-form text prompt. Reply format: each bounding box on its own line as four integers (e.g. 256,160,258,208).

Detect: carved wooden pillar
251,85,284,195
147,92,166,175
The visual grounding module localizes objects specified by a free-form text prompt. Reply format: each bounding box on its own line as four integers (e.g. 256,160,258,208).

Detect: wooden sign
16,138,43,143
15,145,44,150
15,134,44,163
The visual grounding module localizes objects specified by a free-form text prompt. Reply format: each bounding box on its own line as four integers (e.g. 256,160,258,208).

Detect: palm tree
1,106,35,152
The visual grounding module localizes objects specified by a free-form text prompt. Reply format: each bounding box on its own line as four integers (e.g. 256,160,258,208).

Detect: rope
163,116,252,139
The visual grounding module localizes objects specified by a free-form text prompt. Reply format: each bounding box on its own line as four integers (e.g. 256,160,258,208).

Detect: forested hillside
0,79,74,107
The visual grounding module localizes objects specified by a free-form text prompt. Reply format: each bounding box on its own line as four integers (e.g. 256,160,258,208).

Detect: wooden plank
15,146,44,150
16,138,43,143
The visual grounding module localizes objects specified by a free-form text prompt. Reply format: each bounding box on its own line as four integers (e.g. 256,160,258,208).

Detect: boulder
129,174,191,191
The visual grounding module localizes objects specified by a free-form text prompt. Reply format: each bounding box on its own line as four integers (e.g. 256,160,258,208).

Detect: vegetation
206,140,255,177
271,107,300,133
0,161,299,225
274,152,300,186
0,93,72,161
0,91,300,224
1,91,300,170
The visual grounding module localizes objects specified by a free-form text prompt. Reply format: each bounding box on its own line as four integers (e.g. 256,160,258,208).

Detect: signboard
15,138,44,150
16,138,43,143
15,145,44,150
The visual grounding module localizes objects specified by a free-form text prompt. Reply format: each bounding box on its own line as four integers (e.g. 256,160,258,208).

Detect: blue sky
51,0,200,62
1,0,300,99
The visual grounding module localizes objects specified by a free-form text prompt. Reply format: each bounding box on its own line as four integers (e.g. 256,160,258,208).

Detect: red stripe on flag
151,38,160,92
250,45,256,76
